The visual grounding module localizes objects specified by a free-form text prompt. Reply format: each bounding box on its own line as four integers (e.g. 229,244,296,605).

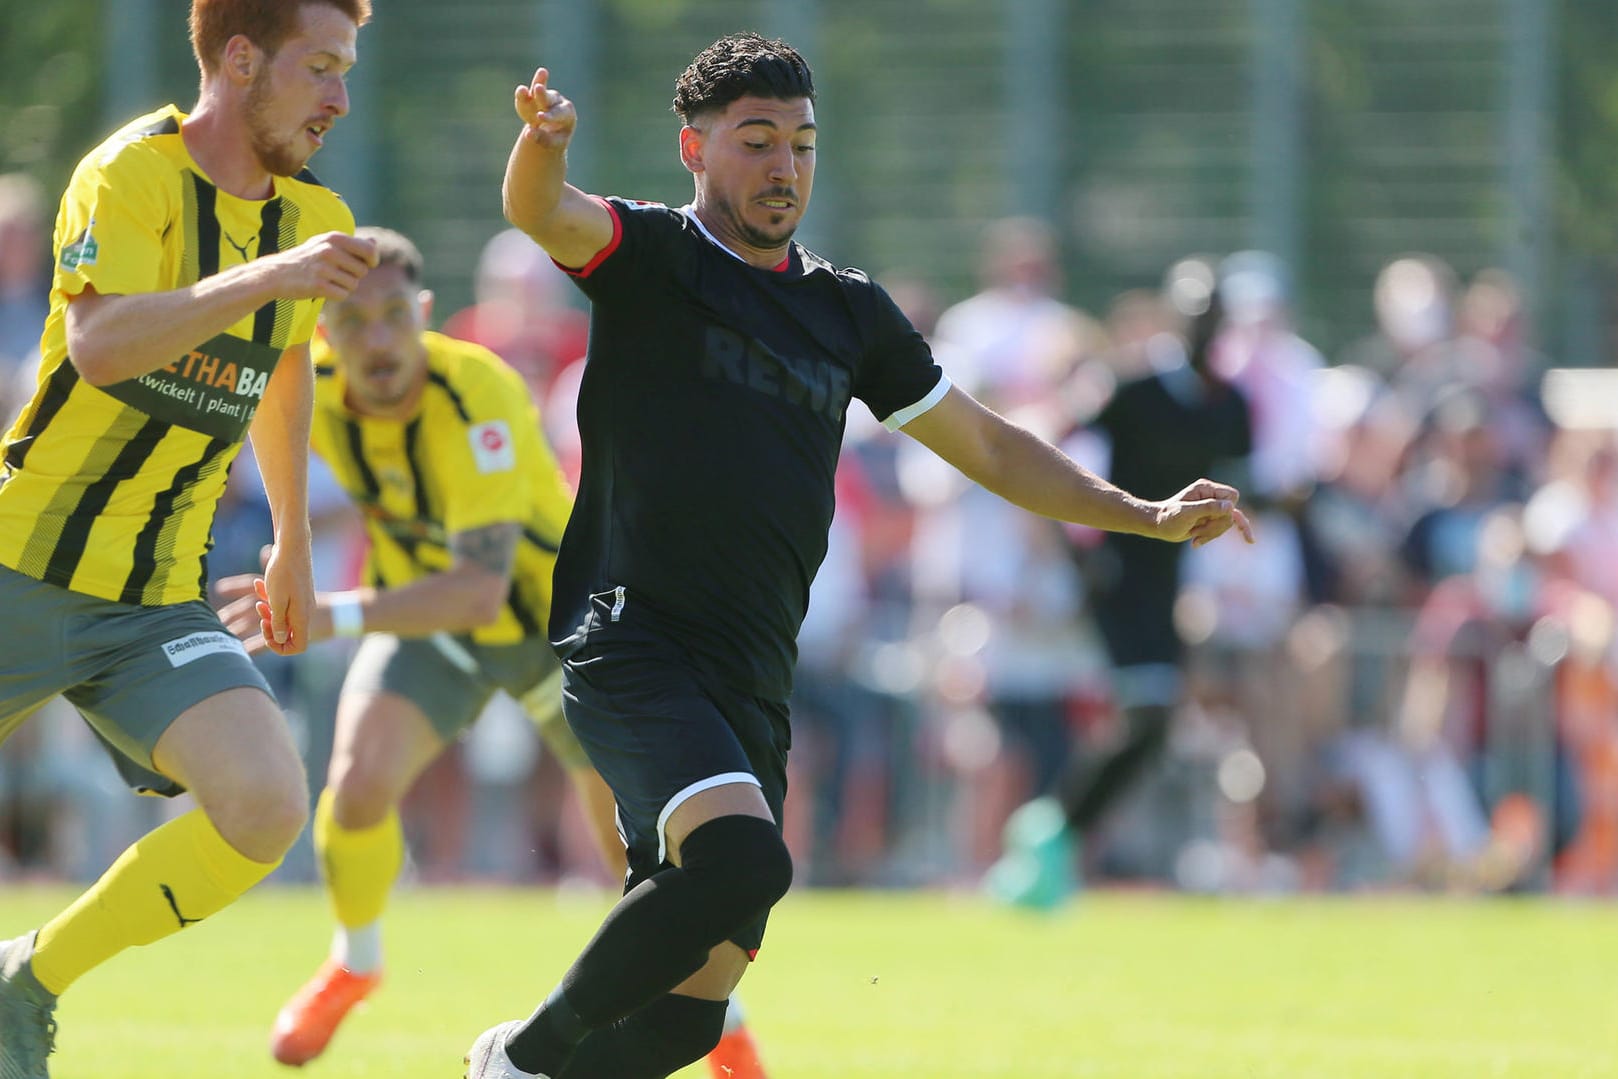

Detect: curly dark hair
672,32,816,124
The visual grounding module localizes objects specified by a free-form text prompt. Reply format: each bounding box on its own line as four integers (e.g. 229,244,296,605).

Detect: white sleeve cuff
881,374,953,431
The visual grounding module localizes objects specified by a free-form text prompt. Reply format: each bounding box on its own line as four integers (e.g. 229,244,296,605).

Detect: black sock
504,815,792,1076
1059,703,1172,832
552,994,729,1079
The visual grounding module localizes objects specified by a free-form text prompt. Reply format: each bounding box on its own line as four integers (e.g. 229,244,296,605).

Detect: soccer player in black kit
465,34,1254,1079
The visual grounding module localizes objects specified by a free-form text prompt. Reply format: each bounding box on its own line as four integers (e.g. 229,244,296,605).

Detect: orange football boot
706,1023,769,1079
270,959,382,1066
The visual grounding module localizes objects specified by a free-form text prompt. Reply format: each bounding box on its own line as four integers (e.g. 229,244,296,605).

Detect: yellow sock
313,787,404,928
31,808,279,995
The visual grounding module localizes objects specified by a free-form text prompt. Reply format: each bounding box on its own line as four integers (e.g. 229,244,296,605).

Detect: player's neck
344,369,428,422
345,388,425,422
689,204,789,270
182,100,275,201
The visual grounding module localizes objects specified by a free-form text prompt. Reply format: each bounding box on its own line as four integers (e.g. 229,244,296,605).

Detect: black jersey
552,198,947,701
1087,363,1251,663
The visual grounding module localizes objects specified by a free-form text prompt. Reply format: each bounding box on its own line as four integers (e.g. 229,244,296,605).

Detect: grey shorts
0,562,275,796
341,632,587,768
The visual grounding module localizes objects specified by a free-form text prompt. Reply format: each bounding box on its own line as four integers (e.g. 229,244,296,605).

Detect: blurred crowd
4,170,1617,898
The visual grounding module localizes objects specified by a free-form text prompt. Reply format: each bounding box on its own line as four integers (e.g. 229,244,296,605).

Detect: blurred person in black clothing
988,257,1253,908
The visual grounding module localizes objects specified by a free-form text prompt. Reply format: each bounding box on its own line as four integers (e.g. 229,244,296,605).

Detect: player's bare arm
502,67,614,269
218,521,521,652
902,385,1254,547
65,231,379,386
247,342,317,656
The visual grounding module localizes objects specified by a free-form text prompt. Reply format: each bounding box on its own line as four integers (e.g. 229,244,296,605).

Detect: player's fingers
254,577,270,602
218,593,260,629
268,604,290,646
1179,479,1241,506
255,602,294,656
214,573,258,601
515,84,538,121
1185,516,1225,547
282,597,310,657
254,585,289,647
1233,506,1255,543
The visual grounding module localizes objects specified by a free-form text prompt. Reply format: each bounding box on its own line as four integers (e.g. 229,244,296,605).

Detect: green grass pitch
3,887,1615,1077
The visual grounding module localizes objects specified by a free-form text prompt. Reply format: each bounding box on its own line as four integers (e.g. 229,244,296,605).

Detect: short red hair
189,0,371,74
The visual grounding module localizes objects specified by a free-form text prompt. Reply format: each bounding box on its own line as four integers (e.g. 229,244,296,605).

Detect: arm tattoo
450,522,521,579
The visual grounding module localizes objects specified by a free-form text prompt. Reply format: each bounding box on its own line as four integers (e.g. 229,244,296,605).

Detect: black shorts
560,633,790,955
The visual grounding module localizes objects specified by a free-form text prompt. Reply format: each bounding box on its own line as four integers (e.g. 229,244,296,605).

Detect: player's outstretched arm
502,66,614,269
65,232,379,386
217,522,521,652
247,343,317,656
901,385,1254,547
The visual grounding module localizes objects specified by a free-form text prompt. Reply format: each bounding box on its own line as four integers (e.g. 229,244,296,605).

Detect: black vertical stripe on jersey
402,418,432,524
251,199,284,344
506,582,541,636
190,174,220,279
3,361,79,471
342,420,380,501
44,418,167,587
119,436,230,605
426,371,471,423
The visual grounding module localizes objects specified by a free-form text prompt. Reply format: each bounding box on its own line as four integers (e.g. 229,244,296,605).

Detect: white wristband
328,592,365,638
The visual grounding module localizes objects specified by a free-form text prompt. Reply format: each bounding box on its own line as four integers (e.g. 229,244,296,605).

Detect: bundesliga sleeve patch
468,419,517,473
59,223,99,270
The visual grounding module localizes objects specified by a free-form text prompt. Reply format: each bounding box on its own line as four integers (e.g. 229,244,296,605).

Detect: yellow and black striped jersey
0,104,353,605
310,331,572,646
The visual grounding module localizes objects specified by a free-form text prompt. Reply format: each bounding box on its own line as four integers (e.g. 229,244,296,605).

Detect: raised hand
514,67,577,149
1152,478,1255,548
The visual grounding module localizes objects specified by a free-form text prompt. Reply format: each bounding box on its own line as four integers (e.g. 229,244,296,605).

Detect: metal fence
82,0,1587,361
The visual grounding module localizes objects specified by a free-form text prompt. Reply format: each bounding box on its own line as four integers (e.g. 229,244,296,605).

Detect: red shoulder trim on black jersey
555,195,623,279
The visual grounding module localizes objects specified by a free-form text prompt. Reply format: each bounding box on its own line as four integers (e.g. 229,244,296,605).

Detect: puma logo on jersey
701,324,850,423
223,230,256,261
160,884,204,928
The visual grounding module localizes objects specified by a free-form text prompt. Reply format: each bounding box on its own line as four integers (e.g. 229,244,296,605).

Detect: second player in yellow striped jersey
306,235,572,647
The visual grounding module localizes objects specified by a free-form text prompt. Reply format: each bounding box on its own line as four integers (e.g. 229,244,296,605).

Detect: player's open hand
1151,478,1255,547
515,68,576,149
264,231,380,303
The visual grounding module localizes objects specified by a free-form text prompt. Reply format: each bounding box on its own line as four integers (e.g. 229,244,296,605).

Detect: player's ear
417,289,434,325
221,34,259,86
679,126,705,175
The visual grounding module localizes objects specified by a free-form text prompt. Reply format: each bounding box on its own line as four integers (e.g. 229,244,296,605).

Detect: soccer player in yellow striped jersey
212,226,599,1065
0,3,375,1075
